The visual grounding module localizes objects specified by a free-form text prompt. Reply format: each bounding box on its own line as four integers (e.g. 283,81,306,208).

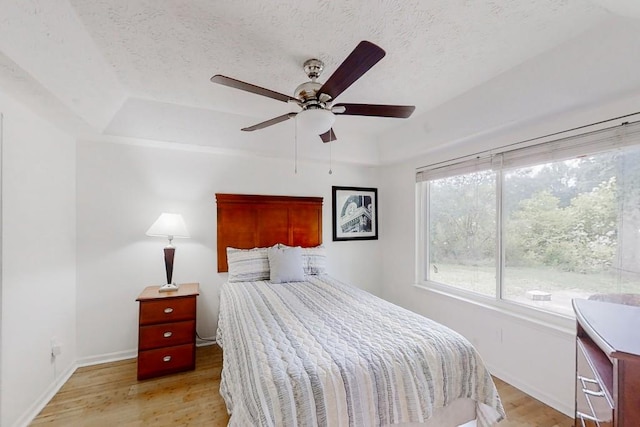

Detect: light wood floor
32,345,572,426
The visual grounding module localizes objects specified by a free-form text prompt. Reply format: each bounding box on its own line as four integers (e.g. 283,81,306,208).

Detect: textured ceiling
1,1,640,164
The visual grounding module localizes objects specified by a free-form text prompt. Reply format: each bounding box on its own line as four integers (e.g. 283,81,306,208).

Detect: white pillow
268,245,305,283
301,245,327,275
226,247,270,282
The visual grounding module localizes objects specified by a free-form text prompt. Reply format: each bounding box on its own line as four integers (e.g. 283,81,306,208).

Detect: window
428,171,496,297
417,121,640,316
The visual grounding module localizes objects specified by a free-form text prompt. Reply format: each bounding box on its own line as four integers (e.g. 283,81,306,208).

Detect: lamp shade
296,108,335,134
146,213,190,239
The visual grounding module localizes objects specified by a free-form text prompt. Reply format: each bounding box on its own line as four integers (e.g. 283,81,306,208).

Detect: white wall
378,91,640,417
75,140,382,362
0,90,76,427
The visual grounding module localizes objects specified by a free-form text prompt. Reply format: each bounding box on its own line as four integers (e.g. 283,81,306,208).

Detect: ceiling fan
210,41,415,143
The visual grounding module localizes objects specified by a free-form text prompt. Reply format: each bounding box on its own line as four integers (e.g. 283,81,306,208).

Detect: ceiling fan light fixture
211,41,415,141
296,108,335,134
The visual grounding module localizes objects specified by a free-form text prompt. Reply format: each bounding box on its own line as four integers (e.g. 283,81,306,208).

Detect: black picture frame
332,186,378,241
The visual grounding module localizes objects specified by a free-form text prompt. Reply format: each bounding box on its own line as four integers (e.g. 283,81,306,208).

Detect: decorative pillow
301,245,327,275
267,245,305,283
226,247,270,282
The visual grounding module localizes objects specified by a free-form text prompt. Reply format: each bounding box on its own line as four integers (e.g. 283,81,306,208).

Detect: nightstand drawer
139,296,196,325
576,338,613,426
137,343,195,380
139,320,195,350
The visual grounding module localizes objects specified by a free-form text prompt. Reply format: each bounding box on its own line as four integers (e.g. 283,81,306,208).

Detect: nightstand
136,283,199,380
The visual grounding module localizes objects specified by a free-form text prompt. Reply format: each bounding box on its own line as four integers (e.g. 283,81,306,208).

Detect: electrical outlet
51,338,62,357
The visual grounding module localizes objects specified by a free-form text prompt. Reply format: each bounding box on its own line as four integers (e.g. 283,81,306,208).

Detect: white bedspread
217,275,505,426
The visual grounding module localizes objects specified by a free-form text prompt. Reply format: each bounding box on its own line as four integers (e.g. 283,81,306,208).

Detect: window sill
412,281,576,337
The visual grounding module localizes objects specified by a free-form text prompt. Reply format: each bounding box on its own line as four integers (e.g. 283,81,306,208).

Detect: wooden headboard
216,193,323,272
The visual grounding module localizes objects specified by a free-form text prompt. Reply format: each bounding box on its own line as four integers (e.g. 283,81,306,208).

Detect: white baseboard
76,349,137,368
196,336,217,347
12,361,77,427
75,337,217,368
488,363,574,417
17,338,219,426
15,338,564,427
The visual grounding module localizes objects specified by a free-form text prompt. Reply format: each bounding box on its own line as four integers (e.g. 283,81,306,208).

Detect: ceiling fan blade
211,75,298,103
241,113,297,131
317,41,386,101
319,129,338,143
333,103,415,118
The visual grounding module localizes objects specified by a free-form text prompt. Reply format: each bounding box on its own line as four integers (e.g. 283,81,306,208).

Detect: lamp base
158,283,179,293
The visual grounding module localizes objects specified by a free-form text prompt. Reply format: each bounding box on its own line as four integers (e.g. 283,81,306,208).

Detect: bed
215,194,505,426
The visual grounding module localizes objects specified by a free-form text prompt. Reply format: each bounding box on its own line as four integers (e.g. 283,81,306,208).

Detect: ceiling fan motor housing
296,59,334,110
295,80,327,109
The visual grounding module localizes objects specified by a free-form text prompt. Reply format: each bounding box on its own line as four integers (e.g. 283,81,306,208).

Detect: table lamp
146,213,190,292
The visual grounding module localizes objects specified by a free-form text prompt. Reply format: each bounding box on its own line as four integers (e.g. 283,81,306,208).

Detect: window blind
416,120,640,182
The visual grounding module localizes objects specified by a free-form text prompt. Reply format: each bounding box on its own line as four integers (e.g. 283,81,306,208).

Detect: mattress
216,275,505,426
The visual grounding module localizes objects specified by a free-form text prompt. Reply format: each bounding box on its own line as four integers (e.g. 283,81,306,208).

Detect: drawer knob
163,331,173,338
163,355,172,362
164,307,174,314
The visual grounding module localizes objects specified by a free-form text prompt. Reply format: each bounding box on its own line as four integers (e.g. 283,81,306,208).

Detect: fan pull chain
294,118,298,174
328,129,333,175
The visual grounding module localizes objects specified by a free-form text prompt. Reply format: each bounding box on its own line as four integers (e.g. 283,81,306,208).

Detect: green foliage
427,144,640,311
505,177,617,272
430,155,625,273
429,171,496,266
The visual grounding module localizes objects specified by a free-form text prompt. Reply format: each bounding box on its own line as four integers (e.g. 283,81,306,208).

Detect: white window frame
415,119,640,330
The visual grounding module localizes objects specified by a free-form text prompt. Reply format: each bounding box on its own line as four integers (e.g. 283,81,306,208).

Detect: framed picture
332,186,378,241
